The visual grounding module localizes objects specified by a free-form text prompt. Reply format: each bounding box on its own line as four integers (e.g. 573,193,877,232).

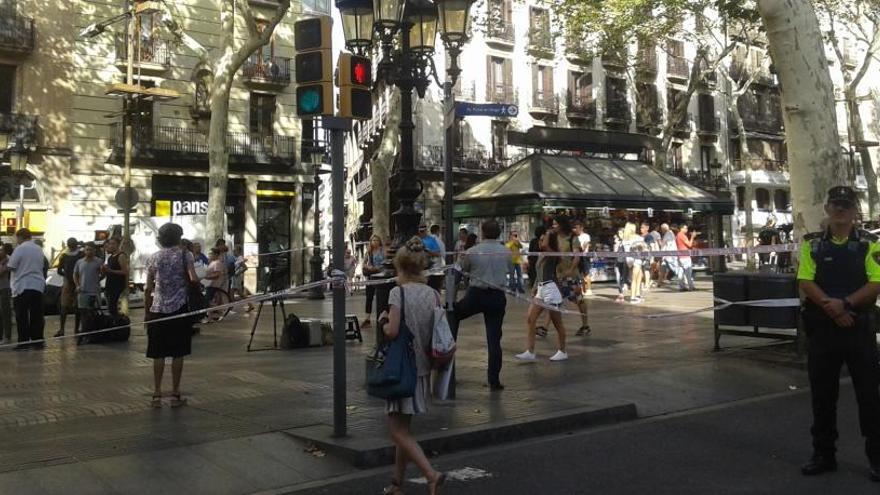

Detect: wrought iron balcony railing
242,56,291,85
0,13,33,53
733,158,789,173
698,114,721,134
528,30,554,52
115,33,172,68
486,83,516,104
415,144,505,174
636,48,658,74
566,92,596,119
668,168,729,191
605,99,631,122
530,91,559,114
486,19,515,44
109,122,295,160
667,56,689,80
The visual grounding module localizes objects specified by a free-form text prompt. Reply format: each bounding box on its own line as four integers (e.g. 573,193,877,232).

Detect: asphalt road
289,383,880,495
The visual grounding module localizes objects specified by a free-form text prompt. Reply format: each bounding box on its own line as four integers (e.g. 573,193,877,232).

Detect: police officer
798,186,880,480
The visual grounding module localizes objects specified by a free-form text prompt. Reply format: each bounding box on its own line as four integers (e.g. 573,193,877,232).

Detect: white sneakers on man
549,350,569,362
515,350,537,361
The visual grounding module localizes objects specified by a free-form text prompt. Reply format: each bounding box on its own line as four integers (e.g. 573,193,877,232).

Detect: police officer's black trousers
807,314,880,459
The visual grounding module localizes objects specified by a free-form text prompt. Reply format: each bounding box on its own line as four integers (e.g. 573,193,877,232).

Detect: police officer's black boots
801,453,837,476
869,459,880,482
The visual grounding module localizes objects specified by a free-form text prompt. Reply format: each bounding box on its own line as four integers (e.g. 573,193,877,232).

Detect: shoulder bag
430,291,456,369
367,288,417,400
181,249,208,325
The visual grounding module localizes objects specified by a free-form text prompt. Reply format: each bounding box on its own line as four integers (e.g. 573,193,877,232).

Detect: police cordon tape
446,243,800,259
0,276,346,351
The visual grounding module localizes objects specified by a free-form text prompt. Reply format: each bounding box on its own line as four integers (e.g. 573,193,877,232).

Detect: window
486,56,512,102
301,0,330,14
755,188,771,211
250,93,276,137
671,143,683,172
533,65,553,99
0,64,14,113
700,146,713,174
736,186,745,209
773,189,790,211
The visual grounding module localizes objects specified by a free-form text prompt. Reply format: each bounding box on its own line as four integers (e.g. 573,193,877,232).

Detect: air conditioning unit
855,175,868,190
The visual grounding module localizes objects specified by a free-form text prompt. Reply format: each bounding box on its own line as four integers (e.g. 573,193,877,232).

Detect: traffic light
294,16,333,117
337,53,372,120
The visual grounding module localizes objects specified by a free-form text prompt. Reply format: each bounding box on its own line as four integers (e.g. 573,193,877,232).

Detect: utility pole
122,10,136,253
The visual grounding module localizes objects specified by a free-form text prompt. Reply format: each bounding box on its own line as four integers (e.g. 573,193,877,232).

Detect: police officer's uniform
798,186,880,479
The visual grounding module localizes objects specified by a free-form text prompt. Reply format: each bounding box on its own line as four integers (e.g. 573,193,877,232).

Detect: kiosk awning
453,154,734,218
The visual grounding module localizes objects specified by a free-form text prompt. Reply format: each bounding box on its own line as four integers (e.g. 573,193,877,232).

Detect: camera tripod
246,269,289,352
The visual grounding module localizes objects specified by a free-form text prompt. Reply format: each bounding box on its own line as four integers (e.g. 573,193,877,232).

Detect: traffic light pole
324,116,352,439
443,43,462,399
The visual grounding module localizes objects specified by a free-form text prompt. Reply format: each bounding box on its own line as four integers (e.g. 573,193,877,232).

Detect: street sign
455,102,519,118
115,187,139,210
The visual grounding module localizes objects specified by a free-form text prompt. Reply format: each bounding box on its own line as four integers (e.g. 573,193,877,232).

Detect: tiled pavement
0,277,811,494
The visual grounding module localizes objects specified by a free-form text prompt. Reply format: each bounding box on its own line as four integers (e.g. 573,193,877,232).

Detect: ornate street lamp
372,0,405,30
436,0,473,45
337,0,375,54
8,140,28,174
405,0,438,55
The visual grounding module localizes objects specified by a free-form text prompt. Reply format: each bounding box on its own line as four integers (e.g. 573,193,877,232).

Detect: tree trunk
206,76,233,244
757,0,844,239
370,90,401,242
847,90,879,217
730,97,756,268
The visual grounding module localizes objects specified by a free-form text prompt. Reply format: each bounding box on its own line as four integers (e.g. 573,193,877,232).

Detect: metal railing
109,122,295,160
667,56,689,79
0,112,38,145
605,99,631,122
529,30,554,52
733,158,789,173
566,36,589,59
531,91,558,113
635,107,661,130
115,33,171,67
453,80,476,101
636,48,657,73
669,168,729,191
673,112,692,133
566,91,596,119
415,144,504,174
486,19,515,44
698,114,721,134
0,13,33,52
486,83,516,104
602,52,626,69
242,56,291,85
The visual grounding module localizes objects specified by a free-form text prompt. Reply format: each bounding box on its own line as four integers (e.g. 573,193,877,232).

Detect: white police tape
446,243,800,260
0,277,344,350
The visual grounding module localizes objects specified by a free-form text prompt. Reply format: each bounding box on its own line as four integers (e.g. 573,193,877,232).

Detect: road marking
409,467,493,484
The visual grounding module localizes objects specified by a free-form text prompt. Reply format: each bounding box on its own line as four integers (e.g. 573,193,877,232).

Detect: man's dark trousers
807,310,880,459
453,287,506,386
14,289,44,345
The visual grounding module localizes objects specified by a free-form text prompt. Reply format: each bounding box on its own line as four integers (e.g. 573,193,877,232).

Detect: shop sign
154,200,235,217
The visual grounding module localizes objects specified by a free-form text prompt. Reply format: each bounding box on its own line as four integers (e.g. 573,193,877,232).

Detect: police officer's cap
827,186,858,207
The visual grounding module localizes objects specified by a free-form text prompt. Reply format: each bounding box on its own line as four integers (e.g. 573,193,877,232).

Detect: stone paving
0,276,811,494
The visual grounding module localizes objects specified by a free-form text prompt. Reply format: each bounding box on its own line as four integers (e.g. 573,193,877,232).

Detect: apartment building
342,1,880,250
0,0,333,289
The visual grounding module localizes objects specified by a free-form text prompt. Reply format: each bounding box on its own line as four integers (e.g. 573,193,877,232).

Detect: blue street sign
455,102,519,118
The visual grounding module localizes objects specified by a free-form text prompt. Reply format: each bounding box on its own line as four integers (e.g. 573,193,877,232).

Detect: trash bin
747,272,798,329
713,272,748,326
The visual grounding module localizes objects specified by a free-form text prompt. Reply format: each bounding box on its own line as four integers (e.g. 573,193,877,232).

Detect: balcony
108,122,296,172
602,51,626,71
635,107,662,134
566,92,596,121
636,48,658,76
667,56,689,82
414,145,504,175
0,113,38,148
733,158,789,173
453,80,476,102
604,100,631,125
486,19,515,47
242,56,291,86
734,110,784,135
730,60,775,86
668,168,729,191
528,30,554,55
486,83,516,104
566,36,590,63
529,91,559,118
115,33,172,73
698,114,721,137
0,13,33,55
672,112,692,136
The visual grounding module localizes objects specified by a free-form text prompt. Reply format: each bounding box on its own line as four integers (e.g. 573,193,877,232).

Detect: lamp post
308,161,331,299
336,0,474,248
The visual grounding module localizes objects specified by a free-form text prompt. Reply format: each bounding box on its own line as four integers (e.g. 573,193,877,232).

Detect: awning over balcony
453,154,734,218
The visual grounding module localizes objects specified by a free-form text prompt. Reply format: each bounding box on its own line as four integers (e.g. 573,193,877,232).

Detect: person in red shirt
675,225,698,291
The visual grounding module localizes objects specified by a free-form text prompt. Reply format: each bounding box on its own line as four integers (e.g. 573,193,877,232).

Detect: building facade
341,1,880,251
2,0,335,291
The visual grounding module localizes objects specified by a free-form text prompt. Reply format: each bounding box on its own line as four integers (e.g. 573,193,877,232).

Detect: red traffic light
352,58,370,86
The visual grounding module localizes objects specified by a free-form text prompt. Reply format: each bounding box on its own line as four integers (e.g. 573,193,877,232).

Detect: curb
284,401,637,468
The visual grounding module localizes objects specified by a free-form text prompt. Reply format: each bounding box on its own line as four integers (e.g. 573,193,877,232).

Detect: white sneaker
549,350,569,362
515,350,537,361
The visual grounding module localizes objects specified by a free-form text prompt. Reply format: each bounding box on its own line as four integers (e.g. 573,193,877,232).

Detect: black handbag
181,250,208,325
367,288,418,400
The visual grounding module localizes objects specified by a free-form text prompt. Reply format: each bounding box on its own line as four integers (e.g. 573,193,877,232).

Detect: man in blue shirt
419,225,443,291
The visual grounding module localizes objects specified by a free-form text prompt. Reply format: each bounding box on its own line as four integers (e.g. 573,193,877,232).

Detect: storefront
453,153,735,277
